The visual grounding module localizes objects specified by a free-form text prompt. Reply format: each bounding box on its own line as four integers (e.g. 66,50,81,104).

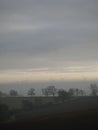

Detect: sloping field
13,96,98,119
0,97,98,129
0,97,57,109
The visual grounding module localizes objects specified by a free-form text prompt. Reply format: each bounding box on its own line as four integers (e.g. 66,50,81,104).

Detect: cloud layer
0,0,98,82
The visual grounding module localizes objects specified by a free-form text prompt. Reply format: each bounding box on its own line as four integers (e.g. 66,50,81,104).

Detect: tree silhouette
79,89,84,96
58,89,70,102
42,88,49,96
47,86,57,96
9,90,18,97
90,83,98,96
28,88,35,96
75,88,80,96
42,86,57,96
68,88,75,96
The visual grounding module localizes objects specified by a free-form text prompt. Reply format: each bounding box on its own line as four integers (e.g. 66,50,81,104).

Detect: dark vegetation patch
0,109,98,130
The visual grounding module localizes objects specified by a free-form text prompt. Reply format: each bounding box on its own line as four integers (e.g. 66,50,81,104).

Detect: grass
1,109,98,130
0,96,98,129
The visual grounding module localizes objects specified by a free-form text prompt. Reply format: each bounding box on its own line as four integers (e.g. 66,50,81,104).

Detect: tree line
0,83,98,122
0,83,98,97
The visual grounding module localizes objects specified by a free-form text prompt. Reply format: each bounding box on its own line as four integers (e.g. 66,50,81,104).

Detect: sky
0,0,98,91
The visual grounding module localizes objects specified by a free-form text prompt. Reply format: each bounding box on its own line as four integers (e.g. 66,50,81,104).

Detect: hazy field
0,96,98,109
0,96,59,109
0,96,98,129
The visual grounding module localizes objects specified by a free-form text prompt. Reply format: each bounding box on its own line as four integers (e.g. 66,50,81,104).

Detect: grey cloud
0,0,98,70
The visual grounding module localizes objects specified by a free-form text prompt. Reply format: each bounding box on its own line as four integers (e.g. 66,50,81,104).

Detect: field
0,96,58,109
0,96,98,109
0,96,98,129
5,109,98,130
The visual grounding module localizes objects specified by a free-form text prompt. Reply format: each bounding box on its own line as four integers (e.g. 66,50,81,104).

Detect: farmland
0,96,98,129
0,96,98,109
0,96,59,109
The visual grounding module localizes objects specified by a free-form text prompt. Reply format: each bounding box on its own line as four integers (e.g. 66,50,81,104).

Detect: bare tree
9,90,18,97
42,88,49,96
28,88,35,96
75,88,80,96
58,89,70,102
68,88,75,96
79,89,85,96
90,83,98,96
42,86,57,96
47,86,57,96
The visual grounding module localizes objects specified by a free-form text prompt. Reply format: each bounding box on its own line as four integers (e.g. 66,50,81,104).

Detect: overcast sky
0,0,98,84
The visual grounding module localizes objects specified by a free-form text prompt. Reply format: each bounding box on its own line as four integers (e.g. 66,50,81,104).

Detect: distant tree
47,86,57,96
42,86,57,96
58,89,70,102
68,88,75,96
9,90,18,97
42,88,49,96
28,88,35,96
68,88,85,96
79,89,85,96
75,88,80,96
90,83,98,96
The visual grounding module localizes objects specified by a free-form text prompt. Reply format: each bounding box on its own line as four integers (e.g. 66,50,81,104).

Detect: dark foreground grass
0,109,98,130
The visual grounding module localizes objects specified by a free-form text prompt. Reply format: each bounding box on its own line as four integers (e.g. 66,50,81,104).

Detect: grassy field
1,107,98,129
0,96,59,109
0,96,98,129
0,96,98,110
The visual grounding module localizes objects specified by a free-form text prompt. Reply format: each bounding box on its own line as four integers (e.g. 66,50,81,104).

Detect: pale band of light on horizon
0,65,98,83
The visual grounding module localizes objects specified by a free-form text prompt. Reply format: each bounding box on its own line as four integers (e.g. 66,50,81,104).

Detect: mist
0,79,97,96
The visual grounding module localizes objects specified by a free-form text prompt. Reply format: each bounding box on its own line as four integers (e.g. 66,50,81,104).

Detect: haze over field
0,0,98,94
